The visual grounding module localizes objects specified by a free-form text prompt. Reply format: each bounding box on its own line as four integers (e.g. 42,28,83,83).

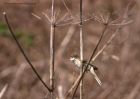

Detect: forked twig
42,12,51,23
71,22,109,99
65,19,109,98
68,2,133,97
72,2,133,98
92,26,121,62
71,7,131,98
92,0,133,62
3,12,52,92
61,0,73,17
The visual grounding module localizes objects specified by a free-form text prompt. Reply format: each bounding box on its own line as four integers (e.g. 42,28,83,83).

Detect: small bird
70,55,102,86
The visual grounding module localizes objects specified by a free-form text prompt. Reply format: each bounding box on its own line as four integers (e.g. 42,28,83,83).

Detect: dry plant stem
65,20,109,98
65,76,81,98
61,0,73,17
50,0,55,98
71,23,108,99
56,16,95,27
42,12,51,23
31,13,42,20
56,26,75,98
79,0,84,99
92,26,119,62
3,12,52,92
56,26,75,58
71,9,131,97
0,84,8,99
92,1,132,62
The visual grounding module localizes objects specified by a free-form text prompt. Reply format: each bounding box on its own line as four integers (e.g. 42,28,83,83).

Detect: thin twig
56,16,95,27
109,20,133,26
3,12,52,92
56,26,75,57
56,13,72,25
65,75,81,98
61,0,73,18
0,84,8,99
50,0,56,98
70,4,133,96
79,0,84,99
65,23,108,99
42,12,51,23
71,22,109,99
31,13,42,20
92,0,132,62
92,26,121,62
57,0,74,27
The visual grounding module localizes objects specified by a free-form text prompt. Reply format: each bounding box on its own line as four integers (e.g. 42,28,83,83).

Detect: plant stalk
79,0,84,99
50,0,55,98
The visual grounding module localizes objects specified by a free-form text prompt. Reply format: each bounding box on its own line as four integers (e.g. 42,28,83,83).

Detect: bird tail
90,67,102,86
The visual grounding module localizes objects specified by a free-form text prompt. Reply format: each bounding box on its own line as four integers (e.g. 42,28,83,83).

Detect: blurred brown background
0,0,140,99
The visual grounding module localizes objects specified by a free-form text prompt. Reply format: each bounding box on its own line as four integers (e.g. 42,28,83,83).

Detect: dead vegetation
0,0,140,99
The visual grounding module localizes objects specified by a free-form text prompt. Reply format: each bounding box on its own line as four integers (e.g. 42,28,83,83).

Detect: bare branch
65,19,109,98
71,22,109,99
57,26,75,57
3,12,52,92
92,0,133,62
31,13,42,20
42,12,51,23
60,0,73,17
65,76,81,98
56,16,95,27
68,2,133,98
109,20,133,26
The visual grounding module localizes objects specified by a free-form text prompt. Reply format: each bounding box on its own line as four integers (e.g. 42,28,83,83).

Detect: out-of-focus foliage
0,22,34,47
0,22,9,36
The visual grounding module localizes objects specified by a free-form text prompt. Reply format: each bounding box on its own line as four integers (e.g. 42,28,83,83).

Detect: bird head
69,55,79,62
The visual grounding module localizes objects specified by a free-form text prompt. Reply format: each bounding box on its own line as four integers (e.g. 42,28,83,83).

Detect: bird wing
82,60,98,70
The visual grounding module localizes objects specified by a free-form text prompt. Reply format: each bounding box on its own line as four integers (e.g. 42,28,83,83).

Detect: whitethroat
70,55,102,86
